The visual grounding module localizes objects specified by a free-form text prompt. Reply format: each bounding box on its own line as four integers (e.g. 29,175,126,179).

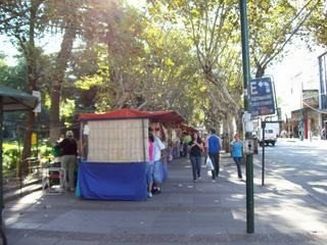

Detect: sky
266,38,326,117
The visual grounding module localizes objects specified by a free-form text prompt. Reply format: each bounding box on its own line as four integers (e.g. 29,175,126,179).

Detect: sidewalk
4,155,327,245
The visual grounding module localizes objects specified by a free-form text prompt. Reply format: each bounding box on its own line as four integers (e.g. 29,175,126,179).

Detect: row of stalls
77,108,187,201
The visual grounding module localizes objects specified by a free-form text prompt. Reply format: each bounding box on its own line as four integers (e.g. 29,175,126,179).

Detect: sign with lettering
249,77,275,116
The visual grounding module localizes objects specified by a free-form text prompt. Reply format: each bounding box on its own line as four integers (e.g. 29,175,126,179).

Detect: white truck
253,120,279,146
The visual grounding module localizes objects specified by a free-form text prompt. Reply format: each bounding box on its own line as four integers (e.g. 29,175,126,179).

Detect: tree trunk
255,64,266,78
49,83,61,142
235,110,243,136
49,21,77,142
222,112,233,153
21,111,35,176
21,2,38,176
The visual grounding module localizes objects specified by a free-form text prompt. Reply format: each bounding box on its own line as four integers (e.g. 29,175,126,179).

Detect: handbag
206,157,214,170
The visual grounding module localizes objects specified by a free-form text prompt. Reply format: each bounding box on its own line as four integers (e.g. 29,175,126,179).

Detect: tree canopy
0,0,325,163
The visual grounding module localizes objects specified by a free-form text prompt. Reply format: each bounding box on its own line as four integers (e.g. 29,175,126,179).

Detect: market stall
78,108,184,201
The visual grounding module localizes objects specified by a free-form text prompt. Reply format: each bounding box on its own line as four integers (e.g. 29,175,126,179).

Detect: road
257,138,327,206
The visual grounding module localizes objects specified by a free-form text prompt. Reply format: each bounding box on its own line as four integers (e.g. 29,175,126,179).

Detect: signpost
239,0,254,234
249,77,278,186
249,77,275,117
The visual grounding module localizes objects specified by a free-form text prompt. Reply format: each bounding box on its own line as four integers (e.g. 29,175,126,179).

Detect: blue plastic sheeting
78,161,147,201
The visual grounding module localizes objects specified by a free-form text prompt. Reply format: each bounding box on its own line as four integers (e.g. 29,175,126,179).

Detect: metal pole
261,121,266,186
0,97,8,244
239,0,254,233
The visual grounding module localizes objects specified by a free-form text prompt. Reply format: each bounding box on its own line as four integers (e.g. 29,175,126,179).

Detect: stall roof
148,110,185,124
79,108,185,124
179,123,198,133
0,85,37,111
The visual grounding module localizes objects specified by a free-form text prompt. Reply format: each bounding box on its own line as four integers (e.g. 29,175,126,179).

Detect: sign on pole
249,77,275,117
32,90,41,113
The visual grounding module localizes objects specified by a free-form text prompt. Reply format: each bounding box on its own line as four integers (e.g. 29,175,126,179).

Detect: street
3,139,327,244
257,138,327,206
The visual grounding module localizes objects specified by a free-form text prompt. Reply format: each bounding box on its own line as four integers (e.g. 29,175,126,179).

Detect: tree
46,0,85,142
73,1,203,124
0,0,48,174
305,1,327,47
248,0,319,78
150,0,241,113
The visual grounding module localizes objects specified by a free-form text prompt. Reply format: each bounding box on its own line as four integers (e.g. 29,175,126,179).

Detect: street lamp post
239,0,255,233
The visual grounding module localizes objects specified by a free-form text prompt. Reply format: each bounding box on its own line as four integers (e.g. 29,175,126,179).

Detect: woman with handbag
189,132,203,183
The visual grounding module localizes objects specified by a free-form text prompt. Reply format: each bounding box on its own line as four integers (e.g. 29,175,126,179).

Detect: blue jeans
153,160,163,184
233,157,242,178
145,162,154,186
190,156,202,180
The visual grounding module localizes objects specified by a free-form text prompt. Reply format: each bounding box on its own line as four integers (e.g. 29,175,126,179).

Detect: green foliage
2,140,53,176
2,142,20,173
60,98,76,127
306,2,327,46
38,143,53,161
249,0,318,77
1,0,319,135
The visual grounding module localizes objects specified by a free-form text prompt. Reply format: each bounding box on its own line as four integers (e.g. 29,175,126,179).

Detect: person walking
146,129,155,198
230,133,243,180
206,128,222,181
189,132,203,182
59,130,78,192
152,127,166,194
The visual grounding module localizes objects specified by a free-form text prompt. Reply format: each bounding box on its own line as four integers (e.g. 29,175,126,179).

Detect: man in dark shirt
59,130,77,192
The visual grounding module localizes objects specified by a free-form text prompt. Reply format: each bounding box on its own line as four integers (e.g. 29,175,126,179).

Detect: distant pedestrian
59,130,78,192
321,122,327,140
146,129,155,198
206,128,222,181
152,126,166,194
189,132,203,182
230,133,243,180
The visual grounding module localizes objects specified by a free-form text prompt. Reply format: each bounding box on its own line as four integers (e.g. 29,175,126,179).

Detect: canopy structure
0,85,37,245
79,108,185,124
0,85,38,111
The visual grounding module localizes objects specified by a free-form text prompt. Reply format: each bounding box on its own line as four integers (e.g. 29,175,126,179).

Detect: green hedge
2,141,53,174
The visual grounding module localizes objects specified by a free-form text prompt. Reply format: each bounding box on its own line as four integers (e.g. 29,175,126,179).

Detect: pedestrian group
52,127,244,199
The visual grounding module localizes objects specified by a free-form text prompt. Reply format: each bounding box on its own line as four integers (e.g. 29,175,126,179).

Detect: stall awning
0,85,37,111
179,123,198,133
79,108,185,124
148,110,185,124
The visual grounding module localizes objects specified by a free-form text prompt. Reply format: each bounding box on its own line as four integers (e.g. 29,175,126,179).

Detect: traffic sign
249,77,275,116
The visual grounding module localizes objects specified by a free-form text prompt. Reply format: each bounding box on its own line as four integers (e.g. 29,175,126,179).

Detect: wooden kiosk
77,108,184,200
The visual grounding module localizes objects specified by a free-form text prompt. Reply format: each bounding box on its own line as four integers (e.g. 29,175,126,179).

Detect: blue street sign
249,77,276,116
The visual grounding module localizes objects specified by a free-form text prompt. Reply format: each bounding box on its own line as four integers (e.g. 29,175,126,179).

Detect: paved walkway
4,154,327,244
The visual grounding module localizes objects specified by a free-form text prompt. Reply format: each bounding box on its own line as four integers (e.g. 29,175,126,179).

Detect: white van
261,128,277,146
254,125,278,146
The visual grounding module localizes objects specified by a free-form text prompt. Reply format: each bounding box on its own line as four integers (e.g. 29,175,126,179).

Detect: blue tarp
78,161,147,201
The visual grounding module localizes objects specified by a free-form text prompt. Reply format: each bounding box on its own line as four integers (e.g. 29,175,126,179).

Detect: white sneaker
148,192,152,198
